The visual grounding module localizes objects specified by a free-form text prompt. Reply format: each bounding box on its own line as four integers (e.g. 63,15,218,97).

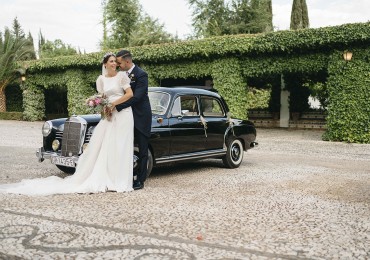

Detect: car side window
171,97,181,116
171,95,199,117
201,96,224,117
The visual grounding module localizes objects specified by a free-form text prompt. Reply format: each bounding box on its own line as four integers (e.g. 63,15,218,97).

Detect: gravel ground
0,120,369,259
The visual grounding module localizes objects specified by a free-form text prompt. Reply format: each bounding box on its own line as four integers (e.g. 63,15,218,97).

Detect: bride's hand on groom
109,102,116,112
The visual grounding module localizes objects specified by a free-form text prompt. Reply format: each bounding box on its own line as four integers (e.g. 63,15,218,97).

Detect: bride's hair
101,52,116,76
102,52,116,64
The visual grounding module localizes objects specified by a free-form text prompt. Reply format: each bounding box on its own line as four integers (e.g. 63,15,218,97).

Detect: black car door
200,95,228,150
168,95,206,155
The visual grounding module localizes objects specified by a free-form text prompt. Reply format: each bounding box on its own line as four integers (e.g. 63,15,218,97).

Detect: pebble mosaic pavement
0,120,369,259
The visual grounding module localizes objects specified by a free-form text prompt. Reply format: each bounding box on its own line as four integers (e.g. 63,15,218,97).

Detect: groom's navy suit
116,65,152,183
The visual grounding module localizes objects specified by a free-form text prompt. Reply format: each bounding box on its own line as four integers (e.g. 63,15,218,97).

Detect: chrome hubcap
231,144,240,162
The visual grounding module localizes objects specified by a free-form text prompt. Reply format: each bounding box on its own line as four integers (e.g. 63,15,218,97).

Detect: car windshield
149,91,170,115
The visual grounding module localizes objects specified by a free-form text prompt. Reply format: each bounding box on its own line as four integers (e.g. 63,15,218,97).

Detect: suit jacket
116,65,152,137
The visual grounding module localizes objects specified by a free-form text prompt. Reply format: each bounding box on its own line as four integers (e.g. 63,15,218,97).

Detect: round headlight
52,139,60,151
42,121,52,137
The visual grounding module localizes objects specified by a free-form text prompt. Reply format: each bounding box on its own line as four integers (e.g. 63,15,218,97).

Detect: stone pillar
279,74,290,127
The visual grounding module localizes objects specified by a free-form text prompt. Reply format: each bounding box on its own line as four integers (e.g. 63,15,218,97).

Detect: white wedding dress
0,71,134,195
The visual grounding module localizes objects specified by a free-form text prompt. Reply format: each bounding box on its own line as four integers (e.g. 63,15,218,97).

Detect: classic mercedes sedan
36,87,258,176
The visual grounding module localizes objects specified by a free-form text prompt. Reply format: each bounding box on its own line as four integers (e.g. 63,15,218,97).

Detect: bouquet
85,94,113,121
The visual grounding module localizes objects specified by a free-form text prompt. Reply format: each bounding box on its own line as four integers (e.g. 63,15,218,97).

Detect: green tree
12,17,36,60
38,31,78,58
229,0,272,34
100,0,109,51
130,14,178,46
0,25,34,112
290,0,309,30
12,17,25,39
261,0,273,32
27,32,37,60
189,0,274,38
101,0,177,48
188,0,229,37
103,0,141,49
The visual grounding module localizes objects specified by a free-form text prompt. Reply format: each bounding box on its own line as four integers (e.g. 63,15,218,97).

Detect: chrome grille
55,131,63,140
61,117,87,157
85,133,93,143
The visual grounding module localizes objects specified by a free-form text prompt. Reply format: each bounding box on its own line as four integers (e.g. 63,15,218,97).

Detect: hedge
17,22,370,143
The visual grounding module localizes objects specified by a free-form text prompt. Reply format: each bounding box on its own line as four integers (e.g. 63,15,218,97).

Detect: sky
0,0,369,54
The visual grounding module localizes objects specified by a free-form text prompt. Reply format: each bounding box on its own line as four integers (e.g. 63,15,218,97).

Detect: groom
116,50,152,190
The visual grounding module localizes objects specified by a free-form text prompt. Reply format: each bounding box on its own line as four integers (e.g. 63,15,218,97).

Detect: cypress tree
265,0,273,32
290,0,309,30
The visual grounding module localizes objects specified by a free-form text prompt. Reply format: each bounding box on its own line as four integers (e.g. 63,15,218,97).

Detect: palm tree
0,28,34,112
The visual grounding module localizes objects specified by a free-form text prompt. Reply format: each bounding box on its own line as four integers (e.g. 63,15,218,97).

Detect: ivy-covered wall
324,47,370,143
20,22,370,143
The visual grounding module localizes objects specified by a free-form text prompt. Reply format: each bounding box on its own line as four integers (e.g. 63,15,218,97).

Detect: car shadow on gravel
150,159,225,177
149,157,255,179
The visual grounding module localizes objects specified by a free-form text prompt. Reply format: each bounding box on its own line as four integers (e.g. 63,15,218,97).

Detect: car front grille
56,131,63,140
85,132,93,143
61,117,87,157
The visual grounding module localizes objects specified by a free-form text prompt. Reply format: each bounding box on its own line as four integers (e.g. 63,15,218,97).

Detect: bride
0,52,134,195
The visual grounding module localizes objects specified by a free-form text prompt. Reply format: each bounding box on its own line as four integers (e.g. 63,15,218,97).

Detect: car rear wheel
222,137,244,168
56,165,76,174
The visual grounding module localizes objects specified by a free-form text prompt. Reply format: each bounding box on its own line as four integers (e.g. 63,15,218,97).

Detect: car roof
149,86,221,98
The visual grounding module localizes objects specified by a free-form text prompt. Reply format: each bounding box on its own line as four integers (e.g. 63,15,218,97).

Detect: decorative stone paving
1,210,305,259
0,121,369,259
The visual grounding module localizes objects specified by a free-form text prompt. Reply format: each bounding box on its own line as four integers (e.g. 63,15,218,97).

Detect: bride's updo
102,52,116,64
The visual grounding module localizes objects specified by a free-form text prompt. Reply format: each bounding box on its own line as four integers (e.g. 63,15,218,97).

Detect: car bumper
36,147,79,167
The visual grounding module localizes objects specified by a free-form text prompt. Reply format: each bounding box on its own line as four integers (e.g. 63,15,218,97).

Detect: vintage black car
36,87,258,176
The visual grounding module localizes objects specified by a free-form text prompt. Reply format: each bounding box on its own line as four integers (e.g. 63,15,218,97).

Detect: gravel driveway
0,120,369,259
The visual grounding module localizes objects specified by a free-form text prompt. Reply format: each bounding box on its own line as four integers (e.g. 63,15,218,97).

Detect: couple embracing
0,50,151,195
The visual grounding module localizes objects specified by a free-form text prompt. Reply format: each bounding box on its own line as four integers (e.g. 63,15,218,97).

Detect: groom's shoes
133,181,144,190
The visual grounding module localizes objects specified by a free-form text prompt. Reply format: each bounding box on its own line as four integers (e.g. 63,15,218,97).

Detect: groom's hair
116,49,132,60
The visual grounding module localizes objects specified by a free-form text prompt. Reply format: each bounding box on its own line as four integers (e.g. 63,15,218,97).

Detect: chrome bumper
36,147,48,162
36,147,79,166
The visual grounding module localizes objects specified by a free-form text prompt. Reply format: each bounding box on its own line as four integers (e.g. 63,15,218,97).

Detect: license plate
51,156,75,167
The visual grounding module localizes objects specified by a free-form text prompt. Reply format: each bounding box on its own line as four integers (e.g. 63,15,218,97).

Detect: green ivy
22,82,45,121
247,88,270,110
211,58,248,119
65,70,96,115
25,22,370,72
16,22,370,142
325,48,370,143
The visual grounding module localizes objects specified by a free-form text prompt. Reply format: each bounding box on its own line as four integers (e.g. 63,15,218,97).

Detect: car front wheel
222,137,244,168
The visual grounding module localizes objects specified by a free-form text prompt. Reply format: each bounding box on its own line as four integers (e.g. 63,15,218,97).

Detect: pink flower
94,98,102,105
88,100,95,107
